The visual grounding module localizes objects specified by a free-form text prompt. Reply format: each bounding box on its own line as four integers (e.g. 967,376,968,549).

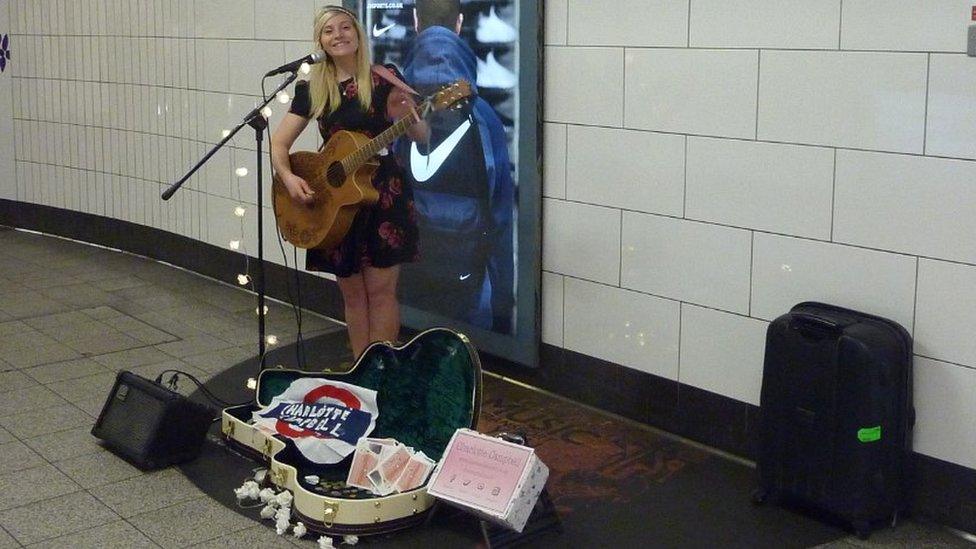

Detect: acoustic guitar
272,80,472,251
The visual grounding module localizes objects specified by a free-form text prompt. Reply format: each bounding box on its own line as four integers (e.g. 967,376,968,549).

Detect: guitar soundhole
327,162,345,188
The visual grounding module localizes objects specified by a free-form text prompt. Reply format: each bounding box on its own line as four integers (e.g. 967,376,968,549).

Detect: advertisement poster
356,0,539,366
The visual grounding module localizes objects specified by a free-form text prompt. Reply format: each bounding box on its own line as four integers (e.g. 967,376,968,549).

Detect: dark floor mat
183,330,847,548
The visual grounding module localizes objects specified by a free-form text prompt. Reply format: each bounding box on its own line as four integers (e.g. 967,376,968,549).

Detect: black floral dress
289,65,419,277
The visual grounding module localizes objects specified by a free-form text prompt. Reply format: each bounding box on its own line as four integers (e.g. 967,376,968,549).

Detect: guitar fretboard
340,101,430,174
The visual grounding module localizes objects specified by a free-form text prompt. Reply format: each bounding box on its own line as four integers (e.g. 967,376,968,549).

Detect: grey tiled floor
0,227,972,548
0,228,338,548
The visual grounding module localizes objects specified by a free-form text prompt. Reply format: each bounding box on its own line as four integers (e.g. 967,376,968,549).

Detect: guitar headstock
429,79,473,112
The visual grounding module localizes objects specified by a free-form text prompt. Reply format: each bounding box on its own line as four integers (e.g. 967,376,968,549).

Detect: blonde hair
308,6,373,119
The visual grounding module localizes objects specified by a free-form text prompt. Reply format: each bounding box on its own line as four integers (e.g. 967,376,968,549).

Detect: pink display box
427,429,549,532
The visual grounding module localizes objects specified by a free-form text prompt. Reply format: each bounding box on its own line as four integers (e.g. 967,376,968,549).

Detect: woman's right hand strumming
272,111,315,205
281,172,316,204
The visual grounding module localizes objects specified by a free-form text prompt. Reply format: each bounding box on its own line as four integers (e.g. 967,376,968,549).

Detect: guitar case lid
253,327,482,471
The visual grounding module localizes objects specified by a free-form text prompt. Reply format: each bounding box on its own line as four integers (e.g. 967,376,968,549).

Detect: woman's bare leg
363,265,401,346
337,273,370,359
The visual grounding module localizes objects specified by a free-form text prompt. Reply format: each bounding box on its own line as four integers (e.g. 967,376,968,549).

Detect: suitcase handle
789,313,851,341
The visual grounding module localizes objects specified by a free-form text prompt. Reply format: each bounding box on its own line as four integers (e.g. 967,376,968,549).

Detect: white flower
275,491,294,507
293,522,307,538
343,534,359,545
304,475,320,485
275,513,290,535
234,480,260,500
259,504,276,520
318,535,336,549
275,506,291,523
258,487,277,503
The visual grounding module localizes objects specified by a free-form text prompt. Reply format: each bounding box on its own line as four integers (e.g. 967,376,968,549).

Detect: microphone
265,51,327,77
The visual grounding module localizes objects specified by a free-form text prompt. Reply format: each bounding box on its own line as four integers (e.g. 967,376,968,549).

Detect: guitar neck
341,101,429,173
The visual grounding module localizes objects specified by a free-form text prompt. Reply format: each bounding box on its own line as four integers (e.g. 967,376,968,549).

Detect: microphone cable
153,369,247,409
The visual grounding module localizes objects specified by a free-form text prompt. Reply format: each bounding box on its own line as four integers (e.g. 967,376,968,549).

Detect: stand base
480,488,562,548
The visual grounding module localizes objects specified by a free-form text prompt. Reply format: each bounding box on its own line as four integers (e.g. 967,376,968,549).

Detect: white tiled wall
679,304,767,406
690,0,841,50
566,126,684,216
914,259,976,367
5,0,320,271
563,277,680,379
913,356,976,470
0,0,14,200
926,54,976,160
542,198,620,285
542,1,976,471
625,48,758,138
685,138,833,239
841,1,971,53
621,213,752,314
541,271,564,347
758,51,928,153
567,0,688,48
834,150,976,264
750,232,917,331
543,0,568,46
542,122,567,199
544,46,623,126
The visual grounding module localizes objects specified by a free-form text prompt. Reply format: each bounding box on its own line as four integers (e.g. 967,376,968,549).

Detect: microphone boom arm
161,72,298,200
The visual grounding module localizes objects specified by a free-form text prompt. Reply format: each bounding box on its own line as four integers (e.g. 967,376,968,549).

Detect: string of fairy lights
224,62,309,369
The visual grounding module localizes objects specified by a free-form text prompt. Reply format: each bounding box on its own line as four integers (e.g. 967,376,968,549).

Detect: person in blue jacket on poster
399,0,515,333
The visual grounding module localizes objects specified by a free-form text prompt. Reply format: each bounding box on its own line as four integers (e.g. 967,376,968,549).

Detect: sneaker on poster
476,51,516,89
476,6,517,43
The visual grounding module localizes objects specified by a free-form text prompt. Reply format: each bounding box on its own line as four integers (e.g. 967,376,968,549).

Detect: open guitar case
221,327,482,536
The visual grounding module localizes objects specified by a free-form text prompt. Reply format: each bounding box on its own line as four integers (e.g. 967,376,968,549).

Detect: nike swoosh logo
372,23,396,37
458,273,471,281
410,120,472,182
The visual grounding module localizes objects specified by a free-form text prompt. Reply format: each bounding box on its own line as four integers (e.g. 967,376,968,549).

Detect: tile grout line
911,256,920,336
186,521,266,548
838,0,844,50
544,195,976,267
0,523,20,548
748,231,754,317
922,53,930,155
754,49,761,140
830,147,837,242
682,135,688,217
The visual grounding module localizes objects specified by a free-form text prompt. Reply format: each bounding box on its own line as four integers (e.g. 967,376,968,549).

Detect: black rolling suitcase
754,302,915,539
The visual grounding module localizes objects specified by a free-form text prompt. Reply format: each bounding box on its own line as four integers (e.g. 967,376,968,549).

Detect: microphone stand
162,71,300,371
